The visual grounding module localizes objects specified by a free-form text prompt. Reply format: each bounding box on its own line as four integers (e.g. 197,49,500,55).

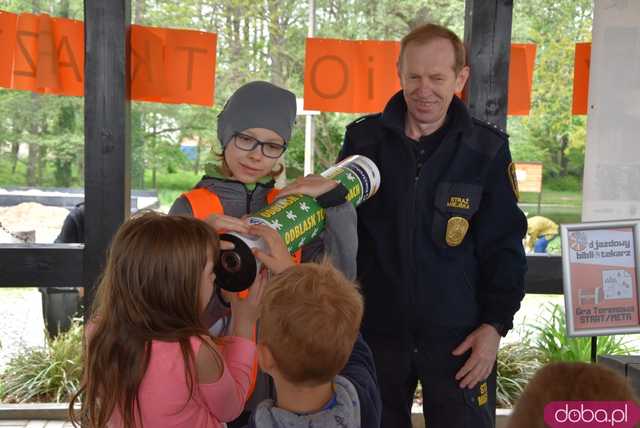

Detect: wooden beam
84,0,131,317
0,245,83,287
524,255,563,294
463,0,513,130
0,403,80,420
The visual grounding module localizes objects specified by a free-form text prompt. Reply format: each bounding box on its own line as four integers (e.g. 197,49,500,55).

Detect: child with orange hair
507,362,639,428
246,225,382,428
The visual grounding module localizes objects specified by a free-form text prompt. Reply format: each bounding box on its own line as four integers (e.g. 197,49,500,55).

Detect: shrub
495,302,638,408
496,336,543,408
532,303,637,364
0,319,83,403
544,175,583,192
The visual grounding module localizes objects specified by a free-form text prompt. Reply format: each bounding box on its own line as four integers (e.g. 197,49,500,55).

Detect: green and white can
216,155,380,292
249,155,380,252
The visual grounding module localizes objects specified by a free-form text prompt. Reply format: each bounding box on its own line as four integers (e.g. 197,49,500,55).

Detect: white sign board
582,0,640,221
562,221,640,337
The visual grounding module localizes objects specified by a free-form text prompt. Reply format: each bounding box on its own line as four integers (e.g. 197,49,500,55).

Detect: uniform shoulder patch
347,113,379,129
472,118,509,140
507,161,520,201
465,118,507,157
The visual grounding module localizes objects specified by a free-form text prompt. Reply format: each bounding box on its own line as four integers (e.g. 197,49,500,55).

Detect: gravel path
0,288,46,370
0,203,69,244
0,292,564,371
1,203,69,370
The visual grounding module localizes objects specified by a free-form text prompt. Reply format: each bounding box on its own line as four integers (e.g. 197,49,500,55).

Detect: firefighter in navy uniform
338,24,527,428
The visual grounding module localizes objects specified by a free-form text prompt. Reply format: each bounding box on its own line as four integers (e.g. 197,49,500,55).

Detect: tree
0,0,593,191
510,0,592,179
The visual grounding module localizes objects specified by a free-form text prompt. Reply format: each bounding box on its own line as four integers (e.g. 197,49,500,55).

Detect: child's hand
206,213,250,235
250,224,296,275
224,270,266,340
277,175,338,199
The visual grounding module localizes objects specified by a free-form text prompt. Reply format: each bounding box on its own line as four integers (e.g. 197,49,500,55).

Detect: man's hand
452,324,501,389
249,224,296,275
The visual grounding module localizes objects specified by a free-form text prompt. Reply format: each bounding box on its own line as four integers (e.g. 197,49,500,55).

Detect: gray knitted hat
217,81,297,149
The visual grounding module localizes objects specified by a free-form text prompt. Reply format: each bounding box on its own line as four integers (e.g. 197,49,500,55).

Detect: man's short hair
258,261,364,386
399,23,466,74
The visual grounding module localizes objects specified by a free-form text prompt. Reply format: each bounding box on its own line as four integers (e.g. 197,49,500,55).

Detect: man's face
398,38,469,131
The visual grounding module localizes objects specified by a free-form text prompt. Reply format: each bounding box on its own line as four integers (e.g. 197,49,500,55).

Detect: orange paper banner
164,28,217,106
508,43,536,116
572,42,591,115
0,10,217,106
12,13,39,92
50,15,84,96
303,38,401,113
10,13,83,95
35,15,59,90
304,38,537,115
0,11,17,88
130,25,167,102
130,25,217,105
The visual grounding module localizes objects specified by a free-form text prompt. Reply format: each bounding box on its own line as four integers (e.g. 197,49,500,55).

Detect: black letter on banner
131,40,153,83
14,31,37,78
57,36,82,82
310,55,348,99
176,46,207,90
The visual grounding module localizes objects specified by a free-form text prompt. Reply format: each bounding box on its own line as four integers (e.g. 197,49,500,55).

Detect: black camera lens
221,251,242,273
215,233,257,292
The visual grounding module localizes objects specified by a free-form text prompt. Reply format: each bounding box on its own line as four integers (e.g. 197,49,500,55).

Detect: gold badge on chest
446,216,469,247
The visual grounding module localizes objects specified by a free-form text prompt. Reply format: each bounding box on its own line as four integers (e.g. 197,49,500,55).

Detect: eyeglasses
232,132,287,159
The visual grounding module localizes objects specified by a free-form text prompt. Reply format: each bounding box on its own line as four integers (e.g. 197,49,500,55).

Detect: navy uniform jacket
338,91,527,346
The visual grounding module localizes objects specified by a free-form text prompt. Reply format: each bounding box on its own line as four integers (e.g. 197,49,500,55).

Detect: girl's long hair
69,212,221,428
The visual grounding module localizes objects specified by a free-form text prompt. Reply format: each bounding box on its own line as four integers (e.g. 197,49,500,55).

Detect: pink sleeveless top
109,336,255,428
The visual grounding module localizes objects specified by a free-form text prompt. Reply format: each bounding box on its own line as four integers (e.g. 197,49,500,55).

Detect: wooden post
83,0,131,318
464,2,514,424
463,0,513,130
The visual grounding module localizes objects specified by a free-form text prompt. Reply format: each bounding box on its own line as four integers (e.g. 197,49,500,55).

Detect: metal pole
304,0,316,175
538,190,542,215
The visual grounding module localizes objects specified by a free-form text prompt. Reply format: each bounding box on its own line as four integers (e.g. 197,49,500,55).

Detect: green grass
532,303,638,364
0,157,84,188
0,157,585,222
1,320,83,403
522,204,582,225
520,190,582,206
143,170,202,210
157,189,183,209
519,176,582,214
492,300,640,408
0,158,202,210
496,336,543,408
519,187,582,224
143,170,201,191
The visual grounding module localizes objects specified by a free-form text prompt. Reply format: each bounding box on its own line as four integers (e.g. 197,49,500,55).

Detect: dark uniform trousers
368,336,496,428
